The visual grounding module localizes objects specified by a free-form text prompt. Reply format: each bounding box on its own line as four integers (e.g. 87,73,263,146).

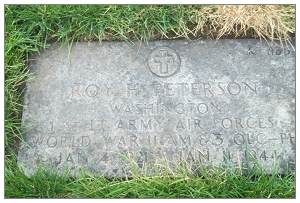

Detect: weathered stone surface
18,39,295,177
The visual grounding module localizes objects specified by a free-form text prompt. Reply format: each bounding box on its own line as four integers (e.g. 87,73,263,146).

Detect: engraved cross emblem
154,50,174,74
148,47,181,78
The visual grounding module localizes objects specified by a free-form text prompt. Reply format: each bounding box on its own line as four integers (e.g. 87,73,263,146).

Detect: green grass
5,166,295,198
5,5,295,198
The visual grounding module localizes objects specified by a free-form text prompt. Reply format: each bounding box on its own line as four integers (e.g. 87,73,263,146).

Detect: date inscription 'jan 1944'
18,39,295,177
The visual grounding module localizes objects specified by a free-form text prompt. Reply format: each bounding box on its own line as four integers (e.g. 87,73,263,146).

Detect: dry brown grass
202,5,295,43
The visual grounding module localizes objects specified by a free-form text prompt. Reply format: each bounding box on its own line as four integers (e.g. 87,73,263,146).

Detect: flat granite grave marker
18,39,295,177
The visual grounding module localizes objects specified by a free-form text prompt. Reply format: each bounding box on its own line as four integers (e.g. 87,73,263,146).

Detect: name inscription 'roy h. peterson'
18,40,295,176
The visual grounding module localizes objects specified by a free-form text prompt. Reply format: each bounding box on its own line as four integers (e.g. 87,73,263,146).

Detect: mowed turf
4,5,295,198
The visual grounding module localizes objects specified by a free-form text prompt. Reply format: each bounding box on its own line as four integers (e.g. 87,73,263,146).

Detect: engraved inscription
18,40,295,177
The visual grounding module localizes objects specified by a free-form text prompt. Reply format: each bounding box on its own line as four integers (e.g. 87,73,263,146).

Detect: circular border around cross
147,46,181,78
